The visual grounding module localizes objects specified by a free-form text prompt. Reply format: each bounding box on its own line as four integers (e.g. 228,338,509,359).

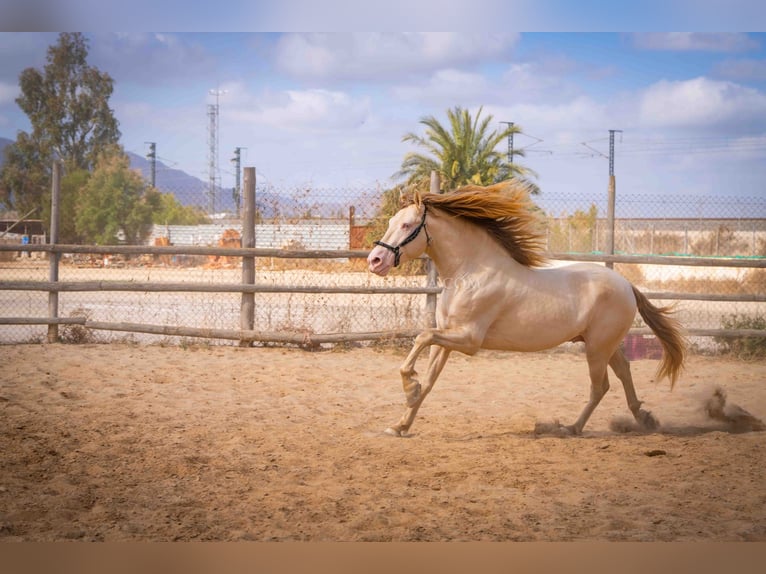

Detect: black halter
374,206,429,267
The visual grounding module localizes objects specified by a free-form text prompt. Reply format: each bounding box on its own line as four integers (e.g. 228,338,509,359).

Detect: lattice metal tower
207,89,226,214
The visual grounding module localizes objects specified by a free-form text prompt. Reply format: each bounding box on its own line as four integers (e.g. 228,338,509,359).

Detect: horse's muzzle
367,246,392,276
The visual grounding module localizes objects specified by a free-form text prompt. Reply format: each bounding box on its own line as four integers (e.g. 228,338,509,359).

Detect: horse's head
367,202,429,276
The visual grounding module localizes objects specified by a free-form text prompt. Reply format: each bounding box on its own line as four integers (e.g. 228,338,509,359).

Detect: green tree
0,132,49,216
153,193,209,226
75,149,159,245
397,105,538,193
546,204,599,253
41,168,91,244
0,32,120,215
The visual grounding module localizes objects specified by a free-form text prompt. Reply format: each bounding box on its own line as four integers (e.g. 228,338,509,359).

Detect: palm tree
396,105,539,194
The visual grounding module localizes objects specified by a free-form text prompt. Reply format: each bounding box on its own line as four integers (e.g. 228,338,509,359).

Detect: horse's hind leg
567,353,611,435
609,348,659,430
386,345,451,437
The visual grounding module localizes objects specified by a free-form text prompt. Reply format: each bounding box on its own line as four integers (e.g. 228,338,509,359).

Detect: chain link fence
1,175,764,350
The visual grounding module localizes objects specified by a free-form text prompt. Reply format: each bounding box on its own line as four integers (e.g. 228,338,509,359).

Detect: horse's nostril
370,256,381,266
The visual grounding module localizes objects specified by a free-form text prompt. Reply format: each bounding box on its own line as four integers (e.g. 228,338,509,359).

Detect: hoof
384,427,406,437
534,421,579,437
637,409,660,431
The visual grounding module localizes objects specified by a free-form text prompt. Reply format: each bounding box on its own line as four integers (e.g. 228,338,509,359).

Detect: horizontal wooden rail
0,280,442,295
1,280,761,302
641,292,766,303
2,242,765,267
83,321,420,345
0,317,86,325
1,317,763,340
0,243,369,259
628,327,766,338
549,252,766,268
2,242,764,344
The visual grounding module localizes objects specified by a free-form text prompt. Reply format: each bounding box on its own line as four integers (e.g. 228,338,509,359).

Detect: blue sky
1,32,766,210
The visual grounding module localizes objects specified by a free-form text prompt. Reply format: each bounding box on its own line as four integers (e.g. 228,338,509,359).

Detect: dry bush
60,307,96,344
625,231,684,255
691,227,751,257
614,263,645,286
715,314,766,359
652,268,763,295
658,276,744,295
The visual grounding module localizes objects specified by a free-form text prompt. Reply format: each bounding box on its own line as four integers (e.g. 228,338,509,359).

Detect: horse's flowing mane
418,181,547,268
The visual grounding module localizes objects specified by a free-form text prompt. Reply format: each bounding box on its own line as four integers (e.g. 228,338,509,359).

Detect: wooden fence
2,242,765,344
0,165,764,345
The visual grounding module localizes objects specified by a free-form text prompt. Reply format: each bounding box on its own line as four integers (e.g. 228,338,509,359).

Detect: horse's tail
631,285,687,389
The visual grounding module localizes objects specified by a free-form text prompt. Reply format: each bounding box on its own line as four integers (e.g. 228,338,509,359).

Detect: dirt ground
1,343,764,541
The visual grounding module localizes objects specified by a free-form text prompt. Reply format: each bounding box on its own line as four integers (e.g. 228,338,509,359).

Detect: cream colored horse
368,182,686,436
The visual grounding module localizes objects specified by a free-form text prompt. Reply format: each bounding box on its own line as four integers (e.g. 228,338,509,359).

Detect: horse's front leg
386,344,451,436
397,330,431,407
386,326,482,436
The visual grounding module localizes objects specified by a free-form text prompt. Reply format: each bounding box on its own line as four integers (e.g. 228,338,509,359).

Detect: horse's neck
426,212,522,279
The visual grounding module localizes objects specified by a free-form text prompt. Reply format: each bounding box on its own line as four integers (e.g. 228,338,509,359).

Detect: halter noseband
374,206,430,267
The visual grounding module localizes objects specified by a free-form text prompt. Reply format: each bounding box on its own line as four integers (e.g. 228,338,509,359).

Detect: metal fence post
240,167,256,346
47,160,62,343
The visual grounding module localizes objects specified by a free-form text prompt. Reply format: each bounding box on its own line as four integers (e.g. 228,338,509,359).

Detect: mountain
127,152,311,218
0,138,344,219
0,138,235,214
126,151,239,214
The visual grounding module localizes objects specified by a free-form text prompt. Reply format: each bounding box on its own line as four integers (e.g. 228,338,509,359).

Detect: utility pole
231,147,245,217
500,121,515,165
606,129,622,269
145,142,156,187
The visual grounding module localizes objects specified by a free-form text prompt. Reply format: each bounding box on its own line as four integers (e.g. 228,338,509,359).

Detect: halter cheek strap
374,207,429,267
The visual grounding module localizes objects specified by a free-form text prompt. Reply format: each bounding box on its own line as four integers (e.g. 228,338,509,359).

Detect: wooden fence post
240,167,256,346
426,171,440,327
47,160,62,343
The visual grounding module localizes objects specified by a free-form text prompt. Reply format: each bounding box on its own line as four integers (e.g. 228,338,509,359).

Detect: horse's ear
399,186,415,208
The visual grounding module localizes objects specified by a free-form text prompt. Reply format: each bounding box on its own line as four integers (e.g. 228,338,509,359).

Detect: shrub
60,307,96,344
715,314,766,359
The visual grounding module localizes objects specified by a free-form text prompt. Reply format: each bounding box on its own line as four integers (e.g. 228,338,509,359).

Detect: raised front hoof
534,421,580,437
384,426,408,438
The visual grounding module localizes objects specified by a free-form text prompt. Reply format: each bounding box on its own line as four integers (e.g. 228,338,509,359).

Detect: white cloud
490,97,610,140
499,62,585,105
387,58,591,113
227,87,371,133
390,69,491,105
0,82,18,105
638,77,766,130
89,33,216,85
713,58,766,82
630,33,759,53
273,33,519,81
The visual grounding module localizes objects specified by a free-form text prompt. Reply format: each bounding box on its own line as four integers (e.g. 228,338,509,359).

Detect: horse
367,181,686,437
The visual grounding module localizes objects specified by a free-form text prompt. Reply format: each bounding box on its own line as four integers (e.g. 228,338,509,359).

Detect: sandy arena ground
0,343,764,541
